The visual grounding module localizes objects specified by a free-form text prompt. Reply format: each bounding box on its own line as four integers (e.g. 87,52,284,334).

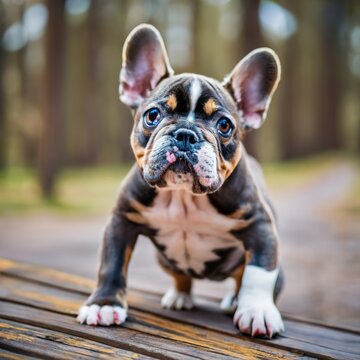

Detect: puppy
77,24,284,338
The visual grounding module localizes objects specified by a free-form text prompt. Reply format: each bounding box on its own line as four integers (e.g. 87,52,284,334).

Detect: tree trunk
240,0,262,158
38,0,66,198
278,1,300,159
0,1,6,170
82,0,101,165
316,0,344,151
117,0,134,163
18,3,37,167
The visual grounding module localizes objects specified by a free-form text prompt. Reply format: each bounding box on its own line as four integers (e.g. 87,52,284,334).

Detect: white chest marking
141,190,243,274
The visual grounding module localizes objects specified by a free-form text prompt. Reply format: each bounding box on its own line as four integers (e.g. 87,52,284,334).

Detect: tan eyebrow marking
203,98,218,116
166,94,177,110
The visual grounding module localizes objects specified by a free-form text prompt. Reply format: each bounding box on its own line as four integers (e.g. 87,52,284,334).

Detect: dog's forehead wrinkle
154,75,234,120
189,78,202,113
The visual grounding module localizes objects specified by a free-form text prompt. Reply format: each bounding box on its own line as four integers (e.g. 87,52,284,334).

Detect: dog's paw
161,287,194,310
76,304,127,326
220,291,238,314
233,299,284,338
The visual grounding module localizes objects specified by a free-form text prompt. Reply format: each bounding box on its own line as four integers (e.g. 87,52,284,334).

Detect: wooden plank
1,258,359,359
0,349,38,360
2,257,358,337
0,275,85,315
128,291,360,360
0,318,153,360
0,301,284,360
1,257,358,332
0,279,300,359
0,258,92,295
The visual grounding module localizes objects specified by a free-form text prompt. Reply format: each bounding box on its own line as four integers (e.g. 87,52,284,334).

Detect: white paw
220,291,237,314
233,298,284,338
76,304,127,326
161,287,194,310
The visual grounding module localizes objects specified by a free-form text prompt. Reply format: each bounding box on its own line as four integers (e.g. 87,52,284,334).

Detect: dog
77,24,284,338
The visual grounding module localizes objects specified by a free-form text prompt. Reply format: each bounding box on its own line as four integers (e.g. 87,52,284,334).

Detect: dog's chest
141,190,244,276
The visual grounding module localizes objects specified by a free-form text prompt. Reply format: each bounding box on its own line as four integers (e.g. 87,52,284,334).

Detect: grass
337,162,360,216
261,152,345,190
0,165,131,216
262,152,360,216
0,152,357,217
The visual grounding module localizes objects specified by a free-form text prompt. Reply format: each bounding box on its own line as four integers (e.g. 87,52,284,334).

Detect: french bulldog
77,24,284,338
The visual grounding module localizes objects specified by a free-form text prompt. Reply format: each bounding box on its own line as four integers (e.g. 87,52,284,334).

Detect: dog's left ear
223,48,281,130
119,24,174,109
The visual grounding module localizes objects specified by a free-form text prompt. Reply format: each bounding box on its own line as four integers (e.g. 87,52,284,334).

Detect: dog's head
119,24,280,194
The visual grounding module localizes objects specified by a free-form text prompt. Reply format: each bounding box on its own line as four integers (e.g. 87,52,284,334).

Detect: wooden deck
0,258,359,359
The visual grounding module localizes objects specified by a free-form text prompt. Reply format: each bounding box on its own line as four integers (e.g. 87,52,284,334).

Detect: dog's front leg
233,226,284,338
77,214,137,326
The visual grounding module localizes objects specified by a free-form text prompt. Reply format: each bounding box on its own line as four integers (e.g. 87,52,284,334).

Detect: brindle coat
83,24,283,336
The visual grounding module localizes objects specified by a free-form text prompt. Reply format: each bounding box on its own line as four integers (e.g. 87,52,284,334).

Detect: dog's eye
216,118,233,137
144,108,161,127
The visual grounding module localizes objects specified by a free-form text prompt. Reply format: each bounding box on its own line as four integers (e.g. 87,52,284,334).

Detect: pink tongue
166,152,176,164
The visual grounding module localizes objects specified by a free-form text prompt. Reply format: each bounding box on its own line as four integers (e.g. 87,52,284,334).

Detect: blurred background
0,0,359,330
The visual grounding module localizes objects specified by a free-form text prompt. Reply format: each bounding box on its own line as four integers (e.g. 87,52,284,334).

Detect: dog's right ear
119,24,174,109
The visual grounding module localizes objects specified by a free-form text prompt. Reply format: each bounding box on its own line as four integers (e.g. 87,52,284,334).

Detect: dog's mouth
143,146,221,194
168,153,195,173
144,151,196,187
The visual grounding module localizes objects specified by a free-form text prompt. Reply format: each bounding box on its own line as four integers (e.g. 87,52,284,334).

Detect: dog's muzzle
143,127,221,193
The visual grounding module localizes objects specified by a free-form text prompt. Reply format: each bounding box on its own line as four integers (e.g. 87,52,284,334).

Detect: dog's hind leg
273,266,284,302
220,263,245,314
158,256,194,310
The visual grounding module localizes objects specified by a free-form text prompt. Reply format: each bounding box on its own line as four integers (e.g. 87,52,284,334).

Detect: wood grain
0,279,297,359
1,258,359,360
0,319,153,360
0,302,293,359
0,349,38,360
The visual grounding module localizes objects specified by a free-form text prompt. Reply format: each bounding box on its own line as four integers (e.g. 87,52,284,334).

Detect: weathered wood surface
0,258,359,359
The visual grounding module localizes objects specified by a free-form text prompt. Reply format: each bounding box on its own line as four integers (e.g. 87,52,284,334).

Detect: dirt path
1,163,359,329
273,163,359,329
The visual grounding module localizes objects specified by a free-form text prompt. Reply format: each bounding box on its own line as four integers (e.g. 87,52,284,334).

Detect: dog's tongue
166,151,176,164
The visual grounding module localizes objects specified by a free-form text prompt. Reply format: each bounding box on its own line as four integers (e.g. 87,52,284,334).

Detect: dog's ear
119,24,174,109
223,48,280,130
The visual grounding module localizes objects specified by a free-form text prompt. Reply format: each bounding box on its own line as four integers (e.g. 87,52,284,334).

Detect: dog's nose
174,129,199,150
